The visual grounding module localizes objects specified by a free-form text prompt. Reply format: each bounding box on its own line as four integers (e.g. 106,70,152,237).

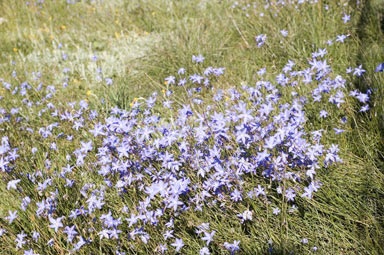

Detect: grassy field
0,0,384,254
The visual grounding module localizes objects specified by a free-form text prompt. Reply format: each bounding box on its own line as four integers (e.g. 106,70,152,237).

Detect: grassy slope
0,0,383,254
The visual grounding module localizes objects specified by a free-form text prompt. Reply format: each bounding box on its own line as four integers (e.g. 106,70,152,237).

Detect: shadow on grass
355,0,384,159
264,244,303,255
353,1,384,254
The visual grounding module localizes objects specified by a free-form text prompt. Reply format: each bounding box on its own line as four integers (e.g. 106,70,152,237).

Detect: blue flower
192,55,205,63
171,238,184,252
5,210,18,224
375,63,384,72
49,216,64,233
7,179,20,190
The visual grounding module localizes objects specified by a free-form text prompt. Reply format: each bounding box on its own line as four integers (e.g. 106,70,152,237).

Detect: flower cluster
164,55,225,91
0,46,370,253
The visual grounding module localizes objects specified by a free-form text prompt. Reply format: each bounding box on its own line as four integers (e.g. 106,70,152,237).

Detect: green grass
0,0,384,254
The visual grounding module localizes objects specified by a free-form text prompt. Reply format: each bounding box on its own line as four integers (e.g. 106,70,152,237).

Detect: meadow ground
0,0,384,254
